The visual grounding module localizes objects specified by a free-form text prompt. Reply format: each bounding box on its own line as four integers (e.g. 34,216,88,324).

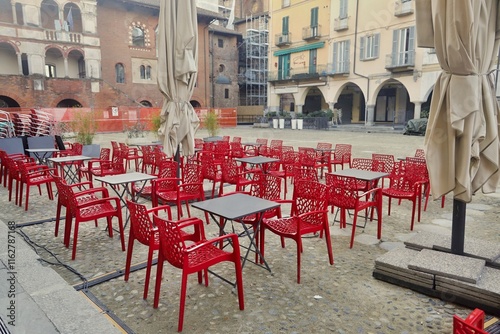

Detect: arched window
140,65,151,80
140,65,145,79
115,63,125,83
132,26,145,47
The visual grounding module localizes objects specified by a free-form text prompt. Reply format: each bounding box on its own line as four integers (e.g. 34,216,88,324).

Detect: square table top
94,172,156,185
26,148,59,153
203,136,223,142
241,142,265,146
235,156,280,165
191,193,280,220
132,142,162,147
329,168,389,182
48,155,93,163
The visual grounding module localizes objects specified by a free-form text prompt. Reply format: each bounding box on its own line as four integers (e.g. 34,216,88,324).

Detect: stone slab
435,266,500,300
405,231,500,263
408,249,485,284
404,231,450,250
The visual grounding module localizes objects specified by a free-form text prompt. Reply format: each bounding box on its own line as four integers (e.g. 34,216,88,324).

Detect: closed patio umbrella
416,0,500,253
157,0,200,158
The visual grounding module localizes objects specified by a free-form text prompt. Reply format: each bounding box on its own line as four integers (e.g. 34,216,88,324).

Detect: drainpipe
203,19,216,108
352,0,371,125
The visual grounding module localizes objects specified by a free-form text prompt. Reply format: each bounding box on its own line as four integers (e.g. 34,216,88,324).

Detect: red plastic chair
199,151,222,198
153,215,244,332
269,150,299,198
78,148,111,181
52,175,104,246
415,148,425,159
245,138,267,156
119,142,141,171
382,160,426,230
260,180,333,283
219,159,254,196
372,153,395,187
453,309,487,334
59,176,125,260
330,144,352,171
125,200,175,300
139,145,155,174
326,173,382,248
232,136,242,143
315,142,332,178
351,158,384,191
88,155,125,183
17,160,55,211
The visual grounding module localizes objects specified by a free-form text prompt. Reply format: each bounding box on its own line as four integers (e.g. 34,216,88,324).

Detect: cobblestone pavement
2,126,499,333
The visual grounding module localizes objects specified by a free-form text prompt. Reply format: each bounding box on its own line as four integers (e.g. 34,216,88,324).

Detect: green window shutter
408,26,415,63
359,36,365,61
333,42,338,72
392,29,398,65
374,33,380,58
340,0,348,19
344,40,350,72
311,7,318,27
282,16,289,35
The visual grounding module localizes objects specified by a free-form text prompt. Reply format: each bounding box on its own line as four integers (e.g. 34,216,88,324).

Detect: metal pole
451,199,466,255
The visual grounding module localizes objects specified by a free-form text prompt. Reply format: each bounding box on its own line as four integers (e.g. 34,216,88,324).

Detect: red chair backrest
292,180,327,218
326,174,359,209
127,200,155,246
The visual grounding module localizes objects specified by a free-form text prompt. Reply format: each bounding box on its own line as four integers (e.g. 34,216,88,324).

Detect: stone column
64,57,69,77
17,53,23,74
413,101,422,119
296,104,303,114
365,104,375,126
11,3,17,24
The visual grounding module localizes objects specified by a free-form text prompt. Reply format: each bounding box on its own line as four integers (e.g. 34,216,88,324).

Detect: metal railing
45,29,82,43
275,33,292,46
385,51,415,69
302,25,321,40
334,17,348,31
394,0,414,16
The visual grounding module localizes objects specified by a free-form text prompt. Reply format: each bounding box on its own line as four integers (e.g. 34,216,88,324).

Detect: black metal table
48,155,92,184
26,148,59,164
235,156,280,174
94,172,157,227
192,193,280,283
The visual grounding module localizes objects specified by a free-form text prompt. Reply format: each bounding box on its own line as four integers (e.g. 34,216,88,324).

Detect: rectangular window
333,40,350,74
45,64,56,78
282,16,289,35
282,0,290,8
339,0,348,19
21,53,29,75
391,26,415,66
359,33,380,60
310,7,318,27
218,38,224,48
224,89,229,99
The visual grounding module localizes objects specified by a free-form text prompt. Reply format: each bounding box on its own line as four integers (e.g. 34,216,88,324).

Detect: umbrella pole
451,199,466,255
175,144,181,179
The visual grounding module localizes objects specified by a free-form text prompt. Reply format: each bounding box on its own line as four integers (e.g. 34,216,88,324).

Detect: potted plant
204,109,220,138
72,109,100,157
125,122,147,144
151,111,162,138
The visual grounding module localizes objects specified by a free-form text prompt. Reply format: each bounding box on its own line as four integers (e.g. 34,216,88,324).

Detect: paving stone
408,249,485,284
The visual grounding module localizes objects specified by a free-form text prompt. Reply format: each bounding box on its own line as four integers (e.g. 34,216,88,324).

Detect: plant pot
272,119,278,129
126,137,146,145
279,118,285,129
297,119,304,130
82,144,100,158
291,119,297,130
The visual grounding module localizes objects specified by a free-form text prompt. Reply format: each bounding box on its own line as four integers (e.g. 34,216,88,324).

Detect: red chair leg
124,235,134,281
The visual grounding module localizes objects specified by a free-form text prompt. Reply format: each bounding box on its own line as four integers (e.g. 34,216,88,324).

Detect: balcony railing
275,33,292,46
268,63,350,82
394,0,414,16
334,17,348,31
385,51,415,71
302,25,321,40
45,29,82,43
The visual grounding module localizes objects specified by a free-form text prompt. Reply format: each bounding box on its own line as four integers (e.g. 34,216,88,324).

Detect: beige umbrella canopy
157,0,200,158
416,0,500,203
416,0,500,253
